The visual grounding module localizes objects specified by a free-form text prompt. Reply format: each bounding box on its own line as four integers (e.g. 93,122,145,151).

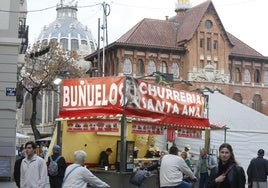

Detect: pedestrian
181,151,193,171
19,144,24,156
247,149,268,188
159,146,196,188
98,147,112,168
183,144,193,160
62,150,110,187
20,141,48,188
194,148,217,188
207,143,246,188
35,144,42,157
48,145,67,188
41,142,48,158
14,149,25,187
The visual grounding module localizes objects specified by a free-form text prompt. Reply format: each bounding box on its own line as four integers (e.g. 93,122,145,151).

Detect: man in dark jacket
14,150,25,187
99,148,112,167
48,145,67,188
247,149,268,188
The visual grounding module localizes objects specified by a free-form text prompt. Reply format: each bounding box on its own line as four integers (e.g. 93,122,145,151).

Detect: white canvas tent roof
208,92,268,132
16,133,30,139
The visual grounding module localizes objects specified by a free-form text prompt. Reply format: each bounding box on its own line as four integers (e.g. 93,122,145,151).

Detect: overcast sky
26,0,268,56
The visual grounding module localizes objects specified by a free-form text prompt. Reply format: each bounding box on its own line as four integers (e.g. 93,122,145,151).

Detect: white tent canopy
16,132,30,139
36,137,51,142
208,92,268,132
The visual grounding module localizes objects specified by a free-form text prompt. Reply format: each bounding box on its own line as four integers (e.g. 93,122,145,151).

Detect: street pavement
0,181,17,188
0,179,50,188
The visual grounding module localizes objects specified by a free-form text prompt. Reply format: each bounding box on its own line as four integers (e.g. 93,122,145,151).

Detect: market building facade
85,0,268,115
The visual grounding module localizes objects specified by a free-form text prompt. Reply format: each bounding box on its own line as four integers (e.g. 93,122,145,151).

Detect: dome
37,1,97,53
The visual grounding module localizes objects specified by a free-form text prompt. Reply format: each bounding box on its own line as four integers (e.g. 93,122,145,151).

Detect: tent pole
119,77,127,172
205,129,211,154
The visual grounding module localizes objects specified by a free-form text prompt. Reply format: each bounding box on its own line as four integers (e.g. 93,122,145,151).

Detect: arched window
60,38,68,50
172,62,179,78
235,68,241,82
254,69,261,83
232,93,243,103
123,58,132,75
147,60,156,75
136,59,145,76
89,41,95,52
81,40,87,45
244,69,251,83
252,94,262,112
160,61,168,73
50,38,58,44
71,39,79,51
264,70,268,85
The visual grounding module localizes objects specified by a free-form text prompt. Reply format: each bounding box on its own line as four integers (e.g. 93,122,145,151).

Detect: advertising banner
59,76,209,129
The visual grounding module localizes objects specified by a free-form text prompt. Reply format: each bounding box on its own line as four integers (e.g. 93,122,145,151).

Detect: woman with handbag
207,143,246,188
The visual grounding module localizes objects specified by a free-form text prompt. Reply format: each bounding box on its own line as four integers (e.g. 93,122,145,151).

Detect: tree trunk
31,87,41,140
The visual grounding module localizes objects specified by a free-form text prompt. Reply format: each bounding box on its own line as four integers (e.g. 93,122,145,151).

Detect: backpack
48,156,62,176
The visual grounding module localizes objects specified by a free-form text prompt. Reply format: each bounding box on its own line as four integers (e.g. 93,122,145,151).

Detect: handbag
216,164,236,188
129,169,150,186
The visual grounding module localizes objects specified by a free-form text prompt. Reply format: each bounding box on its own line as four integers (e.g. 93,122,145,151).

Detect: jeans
161,181,191,188
199,172,209,188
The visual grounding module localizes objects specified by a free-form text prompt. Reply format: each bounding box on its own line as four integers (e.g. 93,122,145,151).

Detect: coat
20,154,48,188
207,163,246,188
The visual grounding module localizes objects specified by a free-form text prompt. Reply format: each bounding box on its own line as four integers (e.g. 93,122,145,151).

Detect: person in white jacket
20,141,48,188
160,146,197,188
62,150,110,188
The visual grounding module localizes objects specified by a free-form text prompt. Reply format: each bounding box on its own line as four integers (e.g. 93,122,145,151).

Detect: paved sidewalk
0,179,50,188
0,181,17,188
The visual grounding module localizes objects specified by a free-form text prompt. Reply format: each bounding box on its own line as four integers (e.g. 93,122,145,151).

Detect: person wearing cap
48,145,67,188
184,144,193,160
99,148,113,168
247,149,268,188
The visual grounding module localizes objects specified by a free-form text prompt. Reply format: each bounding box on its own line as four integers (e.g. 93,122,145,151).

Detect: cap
258,149,264,156
53,145,61,152
185,144,191,150
134,147,139,151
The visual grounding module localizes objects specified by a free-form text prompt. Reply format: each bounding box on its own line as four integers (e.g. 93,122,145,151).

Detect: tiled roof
227,32,264,57
176,0,211,43
116,18,180,49
102,0,266,60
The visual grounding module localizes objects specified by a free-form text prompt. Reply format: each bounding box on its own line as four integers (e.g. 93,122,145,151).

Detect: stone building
0,0,26,179
85,0,268,115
